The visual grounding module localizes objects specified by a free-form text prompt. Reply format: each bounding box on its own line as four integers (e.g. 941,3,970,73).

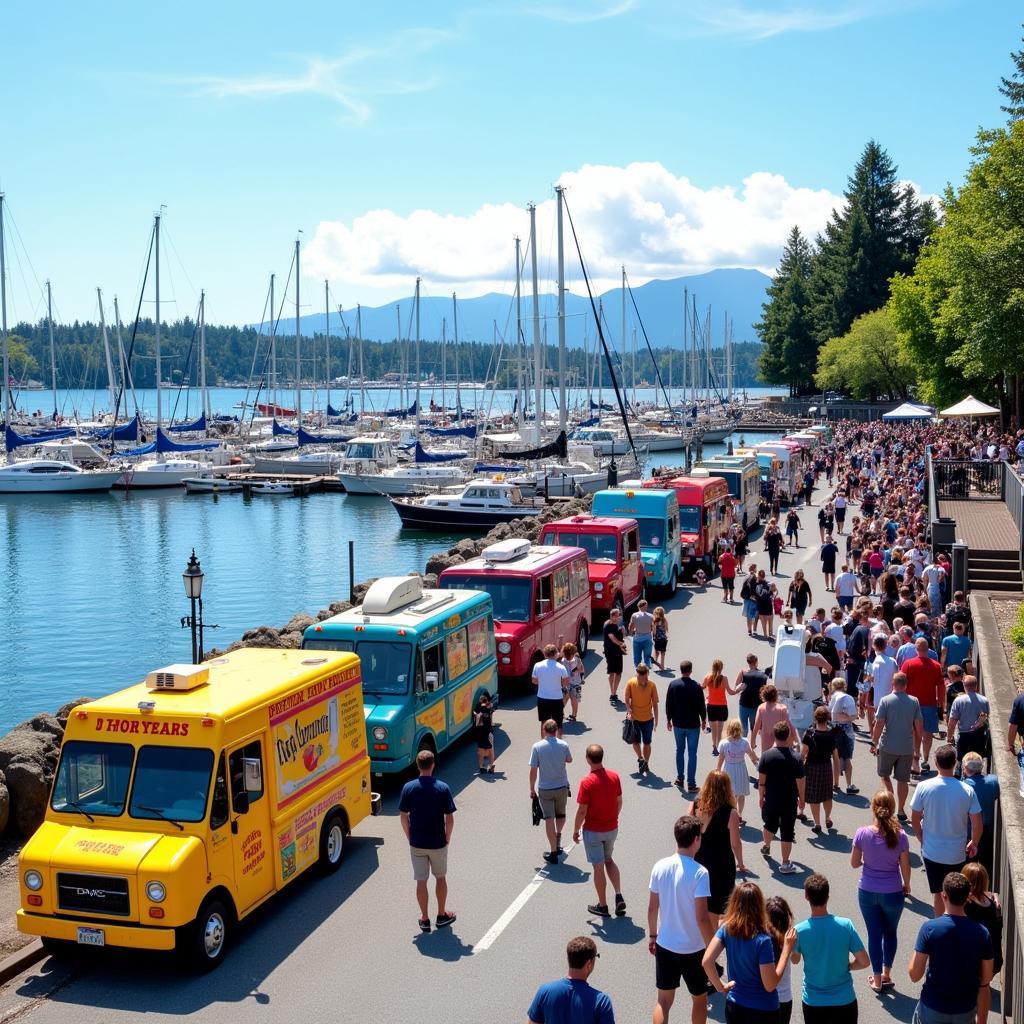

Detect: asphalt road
0,502,1004,1024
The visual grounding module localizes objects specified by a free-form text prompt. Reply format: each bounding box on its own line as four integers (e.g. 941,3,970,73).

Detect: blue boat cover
326,403,344,417
576,415,600,428
385,400,418,418
93,415,142,441
156,429,221,453
166,412,207,433
297,426,352,446
414,442,466,464
120,441,158,457
423,423,477,438
473,462,524,473
590,400,613,411
272,419,296,436
4,425,76,451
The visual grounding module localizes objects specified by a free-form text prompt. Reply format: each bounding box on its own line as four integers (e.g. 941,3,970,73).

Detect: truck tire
179,897,230,971
319,812,346,873
576,622,589,657
664,567,678,597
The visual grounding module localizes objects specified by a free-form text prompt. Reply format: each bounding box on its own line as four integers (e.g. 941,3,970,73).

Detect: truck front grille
56,872,130,917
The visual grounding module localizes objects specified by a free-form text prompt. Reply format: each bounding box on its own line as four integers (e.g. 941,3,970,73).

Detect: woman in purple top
850,790,911,992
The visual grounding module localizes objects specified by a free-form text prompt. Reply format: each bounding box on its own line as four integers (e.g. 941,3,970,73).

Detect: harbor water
0,386,785,732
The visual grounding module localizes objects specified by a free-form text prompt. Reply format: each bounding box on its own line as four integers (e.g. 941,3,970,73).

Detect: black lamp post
182,549,205,664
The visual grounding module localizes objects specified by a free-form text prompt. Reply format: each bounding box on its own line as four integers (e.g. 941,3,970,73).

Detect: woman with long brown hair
850,790,911,992
702,881,794,1021
703,658,729,755
694,770,745,928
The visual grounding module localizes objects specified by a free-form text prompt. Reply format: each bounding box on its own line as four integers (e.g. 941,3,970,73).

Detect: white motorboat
252,450,343,476
114,458,215,489
340,464,470,496
391,479,543,532
510,462,607,497
697,421,736,443
183,477,244,494
248,480,295,496
0,459,122,494
570,427,631,455
338,435,399,476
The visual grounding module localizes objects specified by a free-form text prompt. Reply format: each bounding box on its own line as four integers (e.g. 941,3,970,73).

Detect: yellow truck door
227,739,273,914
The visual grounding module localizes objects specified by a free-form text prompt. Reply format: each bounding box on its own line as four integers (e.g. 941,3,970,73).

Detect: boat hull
390,499,541,532
339,471,467,496
0,470,122,494
183,478,243,494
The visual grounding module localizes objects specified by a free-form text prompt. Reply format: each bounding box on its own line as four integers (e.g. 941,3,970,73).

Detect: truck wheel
577,622,589,657
666,568,678,597
319,812,346,873
179,897,230,971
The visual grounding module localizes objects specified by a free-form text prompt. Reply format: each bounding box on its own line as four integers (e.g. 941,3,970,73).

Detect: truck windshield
129,746,214,824
635,517,666,548
543,531,618,562
678,506,703,534
439,575,531,622
51,741,134,818
303,638,411,695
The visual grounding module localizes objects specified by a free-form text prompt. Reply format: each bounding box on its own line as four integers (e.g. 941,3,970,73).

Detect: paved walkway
0,497,1002,1024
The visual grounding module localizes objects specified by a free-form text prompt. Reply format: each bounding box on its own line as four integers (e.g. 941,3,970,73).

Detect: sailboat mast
555,186,567,437
97,288,117,414
357,305,365,419
46,281,58,420
597,298,605,409
453,293,462,420
113,296,139,418
270,274,277,415
154,213,162,431
414,277,421,429
513,237,524,429
199,291,208,421
528,203,541,436
621,265,627,408
441,317,447,414
294,236,301,421
0,193,8,426
324,280,330,415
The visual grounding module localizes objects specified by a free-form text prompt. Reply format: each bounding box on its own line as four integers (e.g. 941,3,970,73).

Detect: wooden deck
940,497,1020,553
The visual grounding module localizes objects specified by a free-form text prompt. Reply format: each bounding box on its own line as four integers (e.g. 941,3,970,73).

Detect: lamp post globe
183,549,204,601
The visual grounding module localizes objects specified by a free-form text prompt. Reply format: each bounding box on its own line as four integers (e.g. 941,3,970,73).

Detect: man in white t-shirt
865,635,898,729
647,815,715,1024
532,643,569,738
823,609,848,658
834,564,858,611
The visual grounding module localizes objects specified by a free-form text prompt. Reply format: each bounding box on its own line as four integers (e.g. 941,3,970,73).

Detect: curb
0,940,45,987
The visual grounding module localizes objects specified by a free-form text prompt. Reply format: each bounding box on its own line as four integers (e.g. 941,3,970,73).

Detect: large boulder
282,612,316,635
0,726,60,777
5,760,51,837
240,625,284,648
425,552,463,576
451,538,478,560
55,699,92,729
15,713,64,741
350,578,380,605
0,772,9,835
328,600,354,615
278,631,304,649
486,523,512,542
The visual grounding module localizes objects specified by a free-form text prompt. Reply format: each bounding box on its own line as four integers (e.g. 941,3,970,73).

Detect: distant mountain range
257,268,771,349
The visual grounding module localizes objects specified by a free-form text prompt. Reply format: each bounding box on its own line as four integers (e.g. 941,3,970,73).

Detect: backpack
740,576,753,600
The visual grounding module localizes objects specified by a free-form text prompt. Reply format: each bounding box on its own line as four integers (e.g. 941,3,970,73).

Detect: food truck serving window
129,746,215,824
52,741,134,818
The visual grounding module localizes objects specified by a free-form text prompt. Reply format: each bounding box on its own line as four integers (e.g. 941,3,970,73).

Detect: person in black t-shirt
602,607,628,704
729,653,767,738
758,721,805,873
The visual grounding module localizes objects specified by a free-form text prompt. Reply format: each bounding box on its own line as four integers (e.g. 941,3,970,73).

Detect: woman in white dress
717,718,759,823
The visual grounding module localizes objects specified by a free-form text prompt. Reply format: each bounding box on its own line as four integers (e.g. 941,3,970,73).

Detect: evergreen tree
755,226,815,393
999,25,1024,120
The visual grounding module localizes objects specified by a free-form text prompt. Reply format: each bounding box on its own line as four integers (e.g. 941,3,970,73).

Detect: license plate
76,927,105,946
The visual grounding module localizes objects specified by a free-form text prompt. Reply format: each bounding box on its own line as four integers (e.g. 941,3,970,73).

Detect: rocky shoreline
0,494,593,839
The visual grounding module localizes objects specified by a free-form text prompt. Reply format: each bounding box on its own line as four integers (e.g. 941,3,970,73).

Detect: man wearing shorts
647,816,715,1024
910,743,983,916
532,643,569,737
398,750,456,933
602,608,628,704
903,637,945,774
572,744,625,918
757,721,805,874
870,672,922,820
529,719,573,865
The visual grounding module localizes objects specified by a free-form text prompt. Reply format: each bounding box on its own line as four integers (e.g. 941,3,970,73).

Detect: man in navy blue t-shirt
1007,691,1024,795
528,936,615,1024
398,749,457,933
909,871,994,1024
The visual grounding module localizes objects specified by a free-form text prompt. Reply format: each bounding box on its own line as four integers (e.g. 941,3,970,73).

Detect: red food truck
644,472,732,577
539,514,644,622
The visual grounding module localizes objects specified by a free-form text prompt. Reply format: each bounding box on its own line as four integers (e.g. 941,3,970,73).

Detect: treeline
5,318,767,391
759,26,1024,422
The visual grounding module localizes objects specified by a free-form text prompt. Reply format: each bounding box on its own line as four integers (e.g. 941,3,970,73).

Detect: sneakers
673,778,685,789
637,758,649,775
688,784,699,793
920,762,930,773
897,810,908,822
543,851,559,865
779,862,798,874
760,843,771,856
609,694,617,704
614,894,627,917
419,917,432,933
847,785,860,794
436,912,457,929
588,903,611,917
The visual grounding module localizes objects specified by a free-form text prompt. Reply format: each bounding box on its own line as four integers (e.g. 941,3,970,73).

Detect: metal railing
1005,462,1024,572
973,594,1024,1023
932,458,1004,499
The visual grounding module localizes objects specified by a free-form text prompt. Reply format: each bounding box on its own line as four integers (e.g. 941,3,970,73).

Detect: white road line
474,842,576,952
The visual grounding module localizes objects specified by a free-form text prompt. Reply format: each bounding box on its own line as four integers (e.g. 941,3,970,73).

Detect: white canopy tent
882,402,933,421
939,395,1000,418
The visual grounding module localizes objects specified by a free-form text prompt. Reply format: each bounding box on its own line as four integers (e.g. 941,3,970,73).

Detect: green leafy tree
755,226,816,393
999,24,1024,120
814,308,916,400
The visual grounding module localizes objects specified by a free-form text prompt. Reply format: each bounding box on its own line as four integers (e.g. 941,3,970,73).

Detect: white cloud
512,1,639,23
304,161,845,298
685,1,909,40
169,27,455,122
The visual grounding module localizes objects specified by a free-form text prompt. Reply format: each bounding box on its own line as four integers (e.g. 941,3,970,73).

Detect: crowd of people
397,416,1018,1024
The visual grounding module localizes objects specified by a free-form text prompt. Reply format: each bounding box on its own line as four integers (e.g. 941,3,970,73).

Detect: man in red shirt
719,547,737,604
572,744,624,918
903,637,945,774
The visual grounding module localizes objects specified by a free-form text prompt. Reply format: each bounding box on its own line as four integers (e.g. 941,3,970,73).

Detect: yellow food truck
17,647,377,969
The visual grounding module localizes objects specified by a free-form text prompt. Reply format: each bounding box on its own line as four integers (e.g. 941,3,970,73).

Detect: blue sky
1,0,1020,326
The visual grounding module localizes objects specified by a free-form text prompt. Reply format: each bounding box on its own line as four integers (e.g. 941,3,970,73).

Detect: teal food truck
590,487,682,597
303,576,498,774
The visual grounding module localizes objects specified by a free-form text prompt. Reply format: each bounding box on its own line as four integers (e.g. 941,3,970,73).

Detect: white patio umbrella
882,402,933,420
939,395,1000,417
